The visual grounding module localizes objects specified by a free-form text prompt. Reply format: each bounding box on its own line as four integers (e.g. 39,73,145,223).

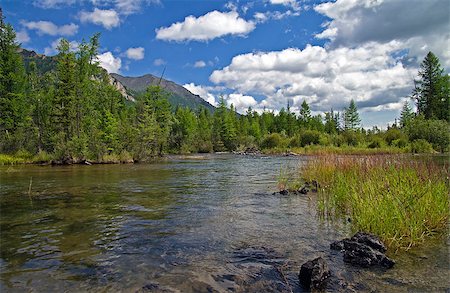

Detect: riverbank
301,154,449,250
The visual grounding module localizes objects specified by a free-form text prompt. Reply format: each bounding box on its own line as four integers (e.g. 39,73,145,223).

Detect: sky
2,0,449,128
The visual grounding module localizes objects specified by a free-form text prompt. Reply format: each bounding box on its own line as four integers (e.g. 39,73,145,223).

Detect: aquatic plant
302,155,449,250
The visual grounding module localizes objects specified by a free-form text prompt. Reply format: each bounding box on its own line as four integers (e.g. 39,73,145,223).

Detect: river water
0,154,448,292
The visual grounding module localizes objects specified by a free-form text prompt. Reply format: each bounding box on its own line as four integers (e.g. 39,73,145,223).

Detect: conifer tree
399,101,414,128
343,99,361,130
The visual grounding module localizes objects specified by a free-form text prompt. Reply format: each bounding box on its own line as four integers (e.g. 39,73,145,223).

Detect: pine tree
0,13,28,152
413,52,449,121
399,101,414,128
299,100,311,128
343,99,361,130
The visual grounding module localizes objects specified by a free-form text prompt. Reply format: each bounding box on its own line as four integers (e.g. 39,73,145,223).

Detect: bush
384,128,405,145
367,137,383,148
392,138,408,148
406,116,450,152
342,131,362,146
318,134,331,146
261,133,284,149
410,139,434,153
300,130,321,146
331,134,345,147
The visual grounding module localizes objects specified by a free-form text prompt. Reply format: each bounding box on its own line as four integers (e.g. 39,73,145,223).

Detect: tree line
1,17,449,162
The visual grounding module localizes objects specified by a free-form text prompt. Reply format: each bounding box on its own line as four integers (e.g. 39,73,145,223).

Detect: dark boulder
279,189,289,195
299,257,330,290
330,240,345,251
350,231,387,253
298,186,309,195
330,232,394,269
343,240,395,268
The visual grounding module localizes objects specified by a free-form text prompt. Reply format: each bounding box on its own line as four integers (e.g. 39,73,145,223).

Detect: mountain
18,48,215,112
110,73,215,112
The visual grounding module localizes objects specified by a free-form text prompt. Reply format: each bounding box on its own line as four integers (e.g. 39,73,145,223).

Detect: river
0,154,448,292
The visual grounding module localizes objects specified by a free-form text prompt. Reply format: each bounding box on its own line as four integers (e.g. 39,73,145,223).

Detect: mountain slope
110,73,215,112
18,49,215,112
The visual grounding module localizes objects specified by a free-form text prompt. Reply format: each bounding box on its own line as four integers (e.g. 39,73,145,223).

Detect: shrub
410,139,434,153
300,130,321,146
392,138,408,148
261,133,284,149
342,130,362,146
384,128,405,145
331,134,345,147
367,137,383,148
406,116,450,152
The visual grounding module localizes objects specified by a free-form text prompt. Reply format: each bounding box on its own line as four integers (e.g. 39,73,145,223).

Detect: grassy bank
263,145,409,156
302,155,449,250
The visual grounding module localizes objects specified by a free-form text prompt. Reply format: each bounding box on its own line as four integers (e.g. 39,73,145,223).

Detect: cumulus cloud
16,30,30,44
80,8,120,29
225,93,257,113
97,51,122,73
125,47,145,60
183,83,217,106
153,58,166,66
314,0,450,67
194,60,206,68
21,21,78,36
156,11,255,42
44,38,79,55
210,42,415,114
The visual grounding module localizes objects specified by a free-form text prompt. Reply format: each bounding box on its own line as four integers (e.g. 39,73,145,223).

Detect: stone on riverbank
299,257,330,290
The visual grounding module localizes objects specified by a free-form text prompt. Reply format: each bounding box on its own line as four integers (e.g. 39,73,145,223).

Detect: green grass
302,155,449,250
0,154,26,165
263,145,409,155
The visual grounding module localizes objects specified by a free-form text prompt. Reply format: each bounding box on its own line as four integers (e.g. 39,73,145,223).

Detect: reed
302,155,449,250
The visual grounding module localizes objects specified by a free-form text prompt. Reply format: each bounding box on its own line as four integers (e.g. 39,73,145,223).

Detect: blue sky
2,0,449,128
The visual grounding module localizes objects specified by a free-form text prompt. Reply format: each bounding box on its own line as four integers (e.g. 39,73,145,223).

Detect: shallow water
0,154,448,292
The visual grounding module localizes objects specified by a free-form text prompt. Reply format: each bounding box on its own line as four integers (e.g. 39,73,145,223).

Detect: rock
279,189,289,195
330,232,394,269
330,240,345,251
343,240,395,268
350,231,387,253
298,186,309,195
299,257,330,290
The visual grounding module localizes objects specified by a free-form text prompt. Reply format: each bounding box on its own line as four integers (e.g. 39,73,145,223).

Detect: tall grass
303,155,449,250
263,145,408,155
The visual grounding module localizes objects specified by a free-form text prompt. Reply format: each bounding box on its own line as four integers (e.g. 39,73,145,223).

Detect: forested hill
111,73,216,113
18,48,215,112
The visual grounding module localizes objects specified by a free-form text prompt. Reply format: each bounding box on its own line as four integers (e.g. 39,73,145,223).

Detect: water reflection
0,155,448,292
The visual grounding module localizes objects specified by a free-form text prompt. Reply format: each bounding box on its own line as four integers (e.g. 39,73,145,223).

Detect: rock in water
350,231,387,253
299,257,330,290
343,240,395,268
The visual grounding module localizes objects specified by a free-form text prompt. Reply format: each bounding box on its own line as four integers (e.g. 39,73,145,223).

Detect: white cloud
183,83,217,106
210,42,415,115
125,47,145,60
44,38,79,55
225,93,257,113
21,21,78,36
16,30,30,44
156,10,255,42
194,60,206,68
314,0,450,67
153,58,166,66
80,8,120,29
97,51,122,73
33,0,76,8
115,0,160,15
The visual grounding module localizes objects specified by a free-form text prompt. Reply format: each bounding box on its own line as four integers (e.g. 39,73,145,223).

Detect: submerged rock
299,257,330,290
343,240,395,268
330,232,394,269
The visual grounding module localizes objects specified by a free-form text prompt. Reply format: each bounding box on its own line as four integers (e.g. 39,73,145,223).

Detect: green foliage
261,133,284,149
367,137,383,148
342,130,362,147
343,100,361,130
406,116,450,152
384,128,405,145
413,52,449,121
410,139,434,154
300,129,321,146
399,101,414,128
